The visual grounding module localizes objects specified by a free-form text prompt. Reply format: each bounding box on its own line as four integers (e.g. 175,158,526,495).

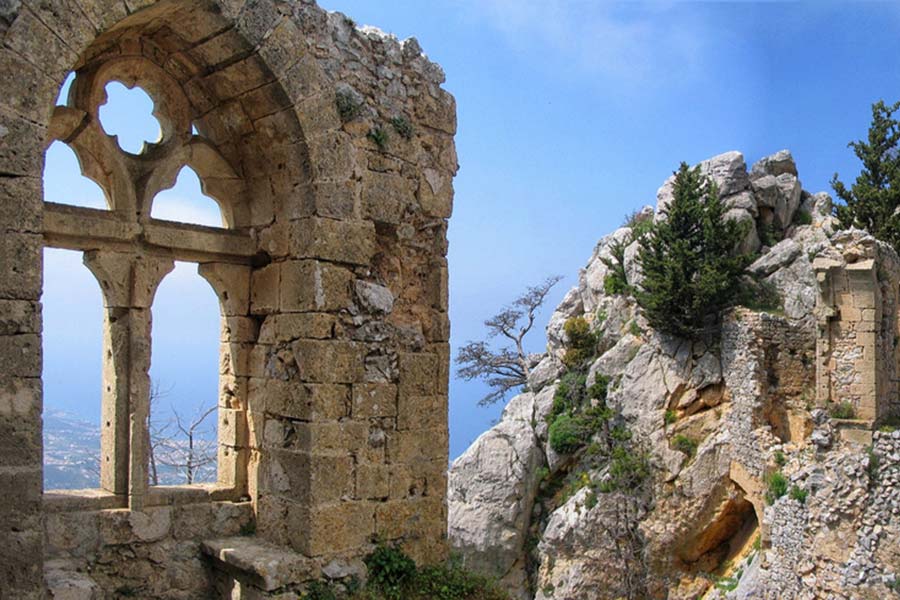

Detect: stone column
84,251,173,508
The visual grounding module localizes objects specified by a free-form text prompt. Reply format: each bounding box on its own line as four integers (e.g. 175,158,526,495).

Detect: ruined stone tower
0,1,456,597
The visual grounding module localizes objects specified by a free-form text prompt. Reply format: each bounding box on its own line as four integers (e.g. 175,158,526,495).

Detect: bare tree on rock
456,275,562,406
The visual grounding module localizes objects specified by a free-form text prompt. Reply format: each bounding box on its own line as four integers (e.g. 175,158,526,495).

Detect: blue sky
43,1,900,461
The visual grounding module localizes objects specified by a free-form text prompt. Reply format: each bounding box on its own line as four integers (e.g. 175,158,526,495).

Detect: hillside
448,151,900,599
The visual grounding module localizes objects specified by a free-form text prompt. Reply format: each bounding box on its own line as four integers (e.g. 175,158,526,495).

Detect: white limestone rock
448,392,545,589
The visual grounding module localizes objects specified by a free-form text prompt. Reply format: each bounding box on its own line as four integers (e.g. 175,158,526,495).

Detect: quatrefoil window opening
49,68,231,228
98,81,162,155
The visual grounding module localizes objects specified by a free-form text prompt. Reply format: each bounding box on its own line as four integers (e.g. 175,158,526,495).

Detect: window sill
43,484,246,513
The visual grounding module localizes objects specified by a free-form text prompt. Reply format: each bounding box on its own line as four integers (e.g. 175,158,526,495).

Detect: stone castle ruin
0,1,456,597
4,2,900,600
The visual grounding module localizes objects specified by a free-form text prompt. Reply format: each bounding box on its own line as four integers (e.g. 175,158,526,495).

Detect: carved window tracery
42,58,251,509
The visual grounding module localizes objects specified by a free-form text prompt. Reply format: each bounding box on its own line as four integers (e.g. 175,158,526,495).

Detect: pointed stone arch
2,2,456,597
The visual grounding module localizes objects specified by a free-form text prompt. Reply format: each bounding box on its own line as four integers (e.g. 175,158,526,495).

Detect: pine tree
832,100,900,253
635,163,751,340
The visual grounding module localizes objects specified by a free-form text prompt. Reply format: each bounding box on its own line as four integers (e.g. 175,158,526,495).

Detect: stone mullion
127,306,153,509
84,251,173,507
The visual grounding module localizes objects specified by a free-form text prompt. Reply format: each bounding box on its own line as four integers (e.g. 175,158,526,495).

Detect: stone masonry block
287,180,357,221
289,217,375,266
250,262,280,315
351,383,398,418
362,171,414,225
356,463,390,500
375,497,445,541
289,421,368,453
0,377,40,417
387,428,448,464
0,300,40,336
258,313,336,343
0,176,41,233
398,352,438,396
280,260,352,312
0,232,41,300
0,334,41,378
271,450,352,505
259,380,349,421
397,395,447,431
417,168,454,219
292,501,375,557
292,339,364,383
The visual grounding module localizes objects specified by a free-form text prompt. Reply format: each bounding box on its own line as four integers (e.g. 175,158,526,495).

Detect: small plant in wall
335,89,362,122
829,401,856,419
368,127,389,150
390,115,414,140
765,471,788,505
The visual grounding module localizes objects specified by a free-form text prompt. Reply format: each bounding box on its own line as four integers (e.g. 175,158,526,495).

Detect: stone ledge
44,559,100,600
834,418,875,445
202,536,317,592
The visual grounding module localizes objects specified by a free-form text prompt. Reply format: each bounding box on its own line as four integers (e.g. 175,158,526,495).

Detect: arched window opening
149,262,220,486
42,248,104,490
151,166,225,228
55,71,75,106
98,81,161,155
43,141,109,210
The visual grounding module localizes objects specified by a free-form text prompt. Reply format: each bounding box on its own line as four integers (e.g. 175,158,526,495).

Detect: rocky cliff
449,151,900,599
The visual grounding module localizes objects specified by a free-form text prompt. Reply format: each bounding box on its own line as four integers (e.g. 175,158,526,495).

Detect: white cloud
463,0,713,92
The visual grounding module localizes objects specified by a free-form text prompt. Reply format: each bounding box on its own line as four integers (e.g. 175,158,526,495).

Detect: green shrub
602,446,650,492
411,561,508,600
365,544,416,599
867,446,881,481
367,127,389,150
601,239,630,296
303,581,339,600
547,370,588,422
758,223,781,247
829,401,856,419
792,210,813,226
737,278,783,313
879,415,900,432
587,373,609,401
562,317,598,367
673,434,698,457
629,320,643,337
635,163,753,340
664,409,678,426
548,414,589,454
774,450,786,467
318,546,512,600
765,471,788,505
789,485,808,504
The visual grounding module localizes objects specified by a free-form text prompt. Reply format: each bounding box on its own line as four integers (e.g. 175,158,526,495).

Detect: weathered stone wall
753,430,900,599
0,1,455,597
814,231,900,423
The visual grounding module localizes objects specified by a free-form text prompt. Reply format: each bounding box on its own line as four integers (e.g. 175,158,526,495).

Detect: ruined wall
0,1,456,597
813,231,900,423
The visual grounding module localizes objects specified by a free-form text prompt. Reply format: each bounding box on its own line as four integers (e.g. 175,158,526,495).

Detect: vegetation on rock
561,316,599,368
635,163,752,339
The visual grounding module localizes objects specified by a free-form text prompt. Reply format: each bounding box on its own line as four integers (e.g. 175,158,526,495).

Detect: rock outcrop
449,150,900,599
